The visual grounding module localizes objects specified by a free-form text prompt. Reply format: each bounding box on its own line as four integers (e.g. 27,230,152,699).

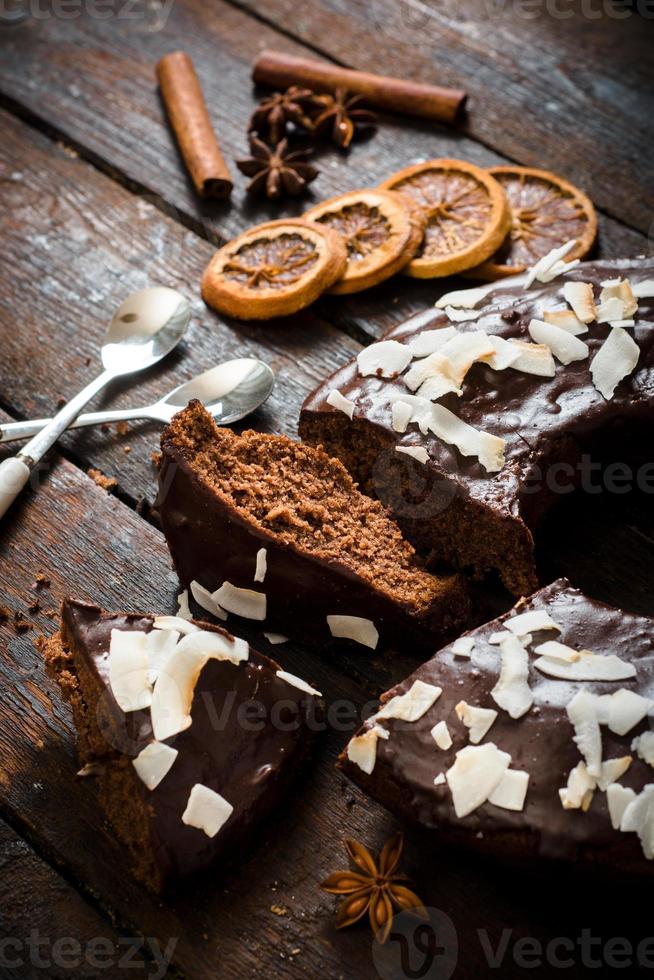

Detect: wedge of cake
299,258,654,595
44,598,322,891
339,579,654,873
156,401,469,652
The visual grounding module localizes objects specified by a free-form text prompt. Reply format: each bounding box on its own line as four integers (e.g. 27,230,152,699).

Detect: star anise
320,832,427,944
312,88,377,149
249,86,324,143
236,136,319,200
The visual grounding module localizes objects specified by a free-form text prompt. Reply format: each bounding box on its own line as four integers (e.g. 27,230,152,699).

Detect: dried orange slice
201,218,347,320
379,159,510,279
466,166,597,280
304,189,425,294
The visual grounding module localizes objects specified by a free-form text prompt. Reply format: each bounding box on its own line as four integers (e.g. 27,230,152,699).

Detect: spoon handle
0,368,115,519
0,405,166,444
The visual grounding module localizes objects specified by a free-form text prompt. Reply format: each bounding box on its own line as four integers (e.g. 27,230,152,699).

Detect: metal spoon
0,359,275,443
0,286,191,519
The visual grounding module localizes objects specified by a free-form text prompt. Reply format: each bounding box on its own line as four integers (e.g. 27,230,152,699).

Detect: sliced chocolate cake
44,598,322,891
299,258,654,595
156,401,469,652
339,579,654,872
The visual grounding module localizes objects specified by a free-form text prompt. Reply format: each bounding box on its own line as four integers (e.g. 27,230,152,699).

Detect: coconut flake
395,445,430,464
596,296,627,325
150,645,207,741
491,633,533,719
263,631,288,645
607,783,637,830
620,785,654,858
452,636,474,659
567,690,602,777
326,389,355,419
599,278,638,319
431,720,453,750
391,400,413,432
632,279,654,299
533,640,580,663
542,308,588,335
182,783,233,838
590,327,640,400
434,772,446,786
443,305,481,322
376,680,442,723
534,650,636,681
254,548,267,583
175,629,249,666
445,743,511,818
606,689,652,735
436,285,492,309
524,240,577,289
407,327,457,357
152,615,200,635
145,628,180,685
563,281,597,323
429,402,505,473
190,580,227,620
212,581,266,621
540,258,580,283
488,630,512,645
327,614,378,649
176,589,192,621
488,769,529,811
404,351,460,396
480,335,521,371
108,630,152,713
597,756,632,791
347,724,389,774
414,332,495,394
132,741,178,791
357,340,412,378
276,670,321,697
528,318,589,365
559,761,596,810
507,339,556,377
455,701,498,744
505,609,561,636
632,731,654,768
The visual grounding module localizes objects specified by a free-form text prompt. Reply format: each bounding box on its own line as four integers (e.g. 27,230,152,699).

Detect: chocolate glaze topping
62,599,321,882
339,579,654,871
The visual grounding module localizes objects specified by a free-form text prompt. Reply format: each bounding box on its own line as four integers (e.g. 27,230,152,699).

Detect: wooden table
0,3,652,977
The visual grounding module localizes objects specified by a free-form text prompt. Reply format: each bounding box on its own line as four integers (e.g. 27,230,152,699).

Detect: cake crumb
116,421,129,436
0,605,10,623
123,445,132,455
33,572,51,589
88,468,118,491
270,905,288,917
151,451,162,468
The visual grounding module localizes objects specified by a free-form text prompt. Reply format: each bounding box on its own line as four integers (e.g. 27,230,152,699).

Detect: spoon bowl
163,359,275,424
101,287,191,375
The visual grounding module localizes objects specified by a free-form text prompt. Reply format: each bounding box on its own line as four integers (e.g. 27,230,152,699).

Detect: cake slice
339,579,654,873
299,258,654,595
44,598,322,892
157,401,469,652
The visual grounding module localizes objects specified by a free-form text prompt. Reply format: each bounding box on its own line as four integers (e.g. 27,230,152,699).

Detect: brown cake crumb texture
43,623,162,890
164,401,453,615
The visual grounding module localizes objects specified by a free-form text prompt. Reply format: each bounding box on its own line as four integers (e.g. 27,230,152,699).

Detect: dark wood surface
0,3,653,977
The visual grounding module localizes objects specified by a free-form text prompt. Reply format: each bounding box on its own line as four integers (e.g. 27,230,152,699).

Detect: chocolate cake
299,258,654,595
44,598,322,891
156,401,469,652
339,579,654,872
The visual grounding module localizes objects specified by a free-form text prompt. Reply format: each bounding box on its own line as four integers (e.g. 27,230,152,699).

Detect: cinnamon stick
253,50,467,125
156,51,233,199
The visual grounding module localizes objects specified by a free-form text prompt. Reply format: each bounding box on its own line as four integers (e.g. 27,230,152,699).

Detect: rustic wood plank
232,0,654,235
0,818,154,979
1,447,653,980
0,108,359,509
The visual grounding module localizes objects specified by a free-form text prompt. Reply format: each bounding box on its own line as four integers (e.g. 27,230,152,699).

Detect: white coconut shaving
391,399,413,432
176,589,192,621
145,628,180,685
436,284,492,309
481,335,522,371
523,240,577,289
619,785,654,859
563,281,597,323
491,633,533,719
431,720,453,750
528,318,589,365
488,768,529,811
327,614,379,649
505,609,561,636
357,340,412,378
632,731,654,768
542,308,588,335
326,389,356,419
455,701,498,744
276,670,321,697
445,743,511,818
263,631,289,645
566,690,602,777
532,640,580,663
395,445,430,464
182,783,233,838
599,278,638,319
607,783,637,830
596,756,632,792
533,650,636,681
152,616,200,635
346,724,389,774
132,741,178,791
407,327,457,357
108,630,152,713
443,305,481,323
254,548,267,583
190,580,227,620
605,689,652,735
632,279,654,299
376,680,442,723
559,761,596,810
451,636,474,658
212,581,267,621
507,339,556,377
403,351,461,397
434,772,446,786
590,327,640,400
